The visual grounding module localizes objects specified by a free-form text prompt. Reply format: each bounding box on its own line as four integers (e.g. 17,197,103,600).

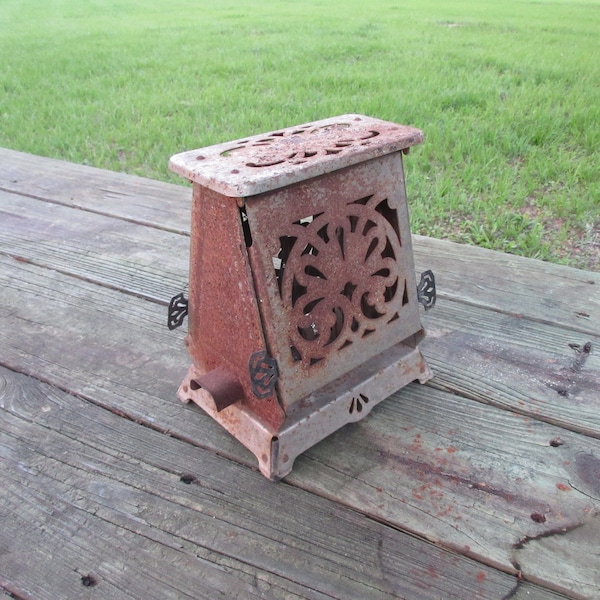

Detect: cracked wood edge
510,513,600,600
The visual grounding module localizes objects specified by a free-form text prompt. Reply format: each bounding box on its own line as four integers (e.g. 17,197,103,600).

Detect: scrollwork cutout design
221,123,380,168
275,194,407,367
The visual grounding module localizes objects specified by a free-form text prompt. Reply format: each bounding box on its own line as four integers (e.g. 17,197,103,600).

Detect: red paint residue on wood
412,483,429,501
410,434,423,452
427,565,440,579
476,571,487,583
556,483,571,491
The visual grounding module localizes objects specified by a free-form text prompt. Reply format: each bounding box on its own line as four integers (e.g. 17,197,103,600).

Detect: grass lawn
1,0,598,269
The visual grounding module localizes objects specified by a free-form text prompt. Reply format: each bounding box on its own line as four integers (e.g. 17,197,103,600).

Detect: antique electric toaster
168,114,435,480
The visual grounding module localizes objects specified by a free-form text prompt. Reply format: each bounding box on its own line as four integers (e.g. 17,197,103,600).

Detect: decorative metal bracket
168,292,188,330
417,270,436,310
249,351,279,399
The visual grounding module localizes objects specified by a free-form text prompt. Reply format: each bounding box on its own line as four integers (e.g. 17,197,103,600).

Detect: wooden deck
0,147,598,600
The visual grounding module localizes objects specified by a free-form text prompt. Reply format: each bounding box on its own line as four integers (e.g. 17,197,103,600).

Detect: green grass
1,0,599,269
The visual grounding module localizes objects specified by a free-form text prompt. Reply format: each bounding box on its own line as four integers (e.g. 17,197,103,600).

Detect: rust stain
185,187,285,431
410,434,424,452
170,114,423,197
169,114,431,480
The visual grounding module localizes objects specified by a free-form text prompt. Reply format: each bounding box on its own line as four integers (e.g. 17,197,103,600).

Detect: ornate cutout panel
272,193,408,368
244,148,423,408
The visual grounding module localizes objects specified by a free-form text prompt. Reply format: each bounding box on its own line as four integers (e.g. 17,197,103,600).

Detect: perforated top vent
169,114,423,198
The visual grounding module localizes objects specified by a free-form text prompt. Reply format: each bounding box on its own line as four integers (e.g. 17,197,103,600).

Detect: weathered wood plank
292,384,600,599
1,460,309,600
1,147,598,332
0,189,188,304
513,515,600,600
0,366,521,600
511,587,575,600
413,235,599,336
0,253,197,441
0,148,190,234
420,300,600,437
0,255,596,598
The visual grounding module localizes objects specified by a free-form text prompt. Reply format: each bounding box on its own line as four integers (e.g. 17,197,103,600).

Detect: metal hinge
248,351,279,399
168,292,188,330
417,270,436,310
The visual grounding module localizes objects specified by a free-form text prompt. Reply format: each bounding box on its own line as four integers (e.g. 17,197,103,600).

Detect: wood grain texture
290,384,600,596
0,148,595,599
413,235,599,335
0,148,190,234
420,301,600,437
0,189,188,304
0,366,519,600
512,513,600,600
510,587,576,600
0,255,594,597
